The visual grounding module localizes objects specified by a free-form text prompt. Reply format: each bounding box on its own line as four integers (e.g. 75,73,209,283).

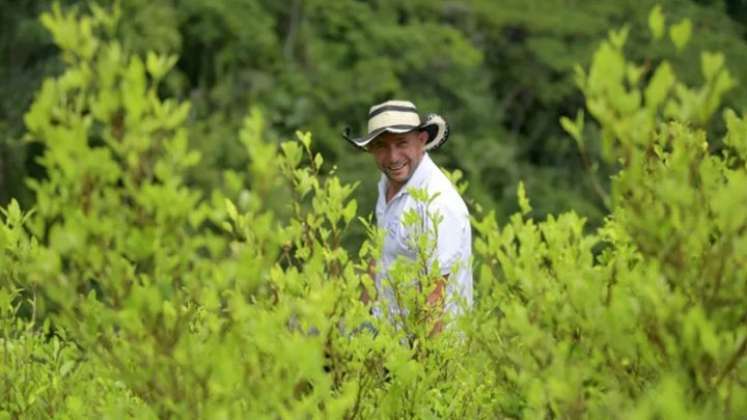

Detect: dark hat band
368,105,418,119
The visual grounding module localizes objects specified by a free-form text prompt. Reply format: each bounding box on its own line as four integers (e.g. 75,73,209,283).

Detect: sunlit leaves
145,51,178,82
648,5,665,40
669,18,692,52
645,61,675,110
577,8,735,163
40,3,99,61
723,109,747,161
4,2,747,418
560,109,585,148
517,181,532,216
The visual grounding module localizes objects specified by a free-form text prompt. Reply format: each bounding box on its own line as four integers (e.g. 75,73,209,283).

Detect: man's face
367,130,428,188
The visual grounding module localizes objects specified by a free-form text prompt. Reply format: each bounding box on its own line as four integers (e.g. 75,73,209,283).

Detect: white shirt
374,153,473,319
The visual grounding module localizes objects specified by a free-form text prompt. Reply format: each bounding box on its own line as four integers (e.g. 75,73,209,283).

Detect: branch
576,141,611,209
715,336,747,388
283,0,302,61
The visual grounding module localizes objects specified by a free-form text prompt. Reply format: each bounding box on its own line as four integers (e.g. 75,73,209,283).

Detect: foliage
5,0,747,228
1,3,746,419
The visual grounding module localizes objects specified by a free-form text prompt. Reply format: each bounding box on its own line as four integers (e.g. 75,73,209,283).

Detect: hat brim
343,114,449,151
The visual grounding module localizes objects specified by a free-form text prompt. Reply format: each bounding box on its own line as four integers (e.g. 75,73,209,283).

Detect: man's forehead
371,131,413,146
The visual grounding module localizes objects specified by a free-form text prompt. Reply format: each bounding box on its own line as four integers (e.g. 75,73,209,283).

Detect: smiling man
344,100,473,333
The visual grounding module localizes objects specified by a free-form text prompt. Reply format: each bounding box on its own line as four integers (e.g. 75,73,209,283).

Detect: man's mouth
387,162,406,172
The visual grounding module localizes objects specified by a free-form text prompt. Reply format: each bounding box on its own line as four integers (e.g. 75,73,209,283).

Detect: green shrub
1,3,745,419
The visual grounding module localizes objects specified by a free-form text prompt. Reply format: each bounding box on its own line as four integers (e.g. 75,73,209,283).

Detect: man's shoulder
420,165,468,217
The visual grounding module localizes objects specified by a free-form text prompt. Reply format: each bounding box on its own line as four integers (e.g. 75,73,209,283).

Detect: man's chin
387,166,409,179
386,173,410,187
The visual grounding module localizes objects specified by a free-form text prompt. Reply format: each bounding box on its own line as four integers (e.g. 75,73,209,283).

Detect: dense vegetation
1,1,746,418
4,0,747,224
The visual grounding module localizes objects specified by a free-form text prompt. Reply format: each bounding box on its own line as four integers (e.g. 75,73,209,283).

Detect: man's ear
417,130,429,145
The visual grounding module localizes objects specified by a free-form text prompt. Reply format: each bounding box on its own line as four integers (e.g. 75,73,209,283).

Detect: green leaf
560,110,584,147
407,187,429,203
225,199,238,221
669,19,692,52
146,51,178,81
165,102,192,129
626,63,645,86
5,199,22,226
402,208,421,227
517,181,532,216
297,130,312,150
701,51,725,82
609,25,630,49
280,141,302,169
723,109,747,159
0,288,13,316
343,200,357,224
560,116,578,141
648,5,665,40
645,61,675,110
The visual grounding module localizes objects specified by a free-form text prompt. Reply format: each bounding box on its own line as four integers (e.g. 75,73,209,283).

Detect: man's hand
426,278,445,306
360,284,371,305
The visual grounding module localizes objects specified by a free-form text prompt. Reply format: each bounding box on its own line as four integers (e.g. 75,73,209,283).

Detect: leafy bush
1,3,746,419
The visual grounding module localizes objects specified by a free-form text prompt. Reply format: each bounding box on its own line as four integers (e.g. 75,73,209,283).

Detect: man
344,99,473,332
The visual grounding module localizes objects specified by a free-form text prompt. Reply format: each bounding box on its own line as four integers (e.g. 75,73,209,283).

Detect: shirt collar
378,152,434,202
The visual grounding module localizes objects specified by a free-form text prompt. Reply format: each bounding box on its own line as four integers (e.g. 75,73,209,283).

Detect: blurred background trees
2,0,747,231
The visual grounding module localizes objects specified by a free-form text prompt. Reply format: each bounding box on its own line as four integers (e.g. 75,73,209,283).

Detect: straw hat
343,100,449,151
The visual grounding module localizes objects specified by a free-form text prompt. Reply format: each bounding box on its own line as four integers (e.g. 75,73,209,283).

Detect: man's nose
386,145,399,161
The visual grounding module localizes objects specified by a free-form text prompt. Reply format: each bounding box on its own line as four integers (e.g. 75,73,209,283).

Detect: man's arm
423,194,469,336
426,275,447,337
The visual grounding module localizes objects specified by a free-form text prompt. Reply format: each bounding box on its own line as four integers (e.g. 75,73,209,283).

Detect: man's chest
376,197,425,261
